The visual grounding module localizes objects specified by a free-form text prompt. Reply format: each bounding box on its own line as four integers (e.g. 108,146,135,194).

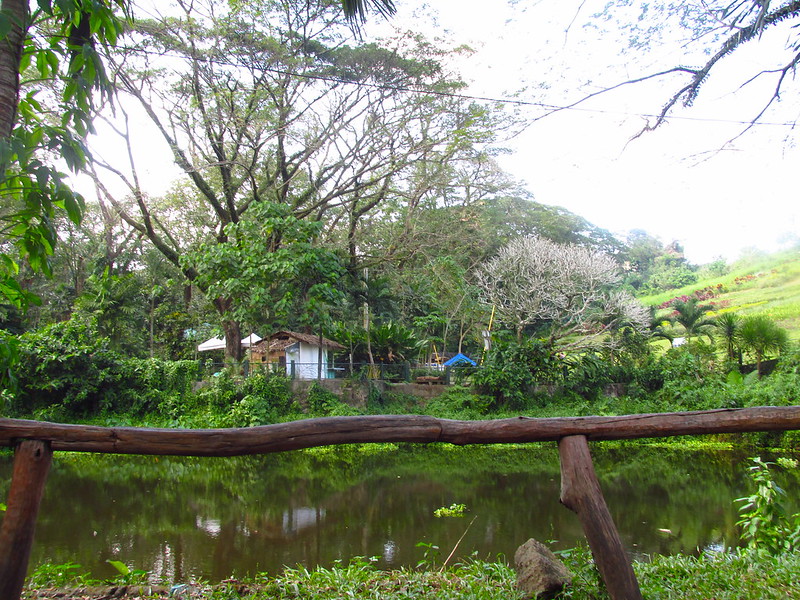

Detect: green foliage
414,542,440,570
26,562,90,588
0,330,19,403
222,394,277,428
28,558,147,588
669,297,716,341
472,339,562,409
11,318,203,418
14,317,126,416
563,353,612,400
640,249,800,342
369,321,421,363
199,373,296,427
571,550,800,599
775,345,800,374
252,557,518,599
72,271,149,355
182,201,344,331
0,0,129,388
646,257,699,292
433,503,467,517
105,560,148,584
307,382,357,416
736,457,800,556
715,311,742,361
702,257,730,278
27,551,800,599
738,315,789,375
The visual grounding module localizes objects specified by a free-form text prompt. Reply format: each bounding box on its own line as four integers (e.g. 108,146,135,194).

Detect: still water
0,443,790,583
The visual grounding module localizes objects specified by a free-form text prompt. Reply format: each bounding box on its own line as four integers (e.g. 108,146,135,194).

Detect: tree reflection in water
1,443,790,582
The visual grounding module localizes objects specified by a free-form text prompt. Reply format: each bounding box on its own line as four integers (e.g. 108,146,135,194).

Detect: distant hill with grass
639,248,800,341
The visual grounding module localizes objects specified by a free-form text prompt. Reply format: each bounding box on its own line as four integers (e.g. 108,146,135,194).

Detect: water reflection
1,444,793,583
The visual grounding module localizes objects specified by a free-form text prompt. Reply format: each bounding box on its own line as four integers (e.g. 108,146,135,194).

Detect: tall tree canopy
90,0,510,359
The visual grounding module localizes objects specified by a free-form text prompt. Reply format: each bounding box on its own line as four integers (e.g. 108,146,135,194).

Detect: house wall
285,342,332,379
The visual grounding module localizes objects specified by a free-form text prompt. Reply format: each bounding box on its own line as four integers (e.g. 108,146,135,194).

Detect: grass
24,550,800,600
640,248,800,340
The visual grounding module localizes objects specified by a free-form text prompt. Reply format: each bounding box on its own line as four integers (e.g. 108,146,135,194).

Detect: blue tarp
443,353,476,367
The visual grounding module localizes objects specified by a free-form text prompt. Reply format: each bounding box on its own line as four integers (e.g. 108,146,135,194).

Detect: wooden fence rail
3,405,800,600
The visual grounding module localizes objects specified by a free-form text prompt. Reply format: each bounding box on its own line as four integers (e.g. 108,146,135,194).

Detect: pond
0,442,793,583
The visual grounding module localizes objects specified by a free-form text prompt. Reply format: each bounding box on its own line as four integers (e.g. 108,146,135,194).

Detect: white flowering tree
476,236,649,349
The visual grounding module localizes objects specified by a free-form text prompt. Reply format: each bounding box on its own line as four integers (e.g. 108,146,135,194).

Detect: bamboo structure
3,406,800,600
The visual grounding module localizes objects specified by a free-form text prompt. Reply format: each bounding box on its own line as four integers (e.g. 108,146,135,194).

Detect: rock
514,538,572,599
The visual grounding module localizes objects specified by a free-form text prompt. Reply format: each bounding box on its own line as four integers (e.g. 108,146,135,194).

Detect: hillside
639,248,800,341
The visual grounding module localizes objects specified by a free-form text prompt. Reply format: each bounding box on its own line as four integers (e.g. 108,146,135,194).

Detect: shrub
736,457,800,556
472,339,561,409
241,374,293,414
221,395,279,427
564,353,612,400
423,389,493,419
14,318,134,417
306,382,356,416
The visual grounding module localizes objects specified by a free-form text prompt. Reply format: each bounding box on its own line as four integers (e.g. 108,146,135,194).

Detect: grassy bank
640,248,800,339
24,549,800,600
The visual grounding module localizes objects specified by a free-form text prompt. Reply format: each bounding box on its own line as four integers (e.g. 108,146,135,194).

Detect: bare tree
476,236,648,348
557,0,800,138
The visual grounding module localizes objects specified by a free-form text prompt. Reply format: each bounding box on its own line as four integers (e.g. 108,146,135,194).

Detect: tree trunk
0,0,27,141
212,297,242,362
221,318,242,362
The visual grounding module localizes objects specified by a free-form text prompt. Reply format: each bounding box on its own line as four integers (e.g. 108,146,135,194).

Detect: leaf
106,560,130,576
61,192,84,225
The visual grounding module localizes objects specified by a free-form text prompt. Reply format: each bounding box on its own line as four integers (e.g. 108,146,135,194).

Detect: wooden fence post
0,440,53,600
559,435,642,600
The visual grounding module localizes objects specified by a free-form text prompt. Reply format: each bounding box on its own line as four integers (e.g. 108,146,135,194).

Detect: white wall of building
284,342,331,379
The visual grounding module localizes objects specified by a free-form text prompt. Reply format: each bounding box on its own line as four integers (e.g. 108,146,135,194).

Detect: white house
249,331,345,380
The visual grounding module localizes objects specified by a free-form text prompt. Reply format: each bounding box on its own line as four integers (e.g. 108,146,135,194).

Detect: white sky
82,0,800,265
365,0,800,264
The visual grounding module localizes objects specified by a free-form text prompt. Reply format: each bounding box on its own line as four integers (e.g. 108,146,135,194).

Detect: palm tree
670,298,716,343
715,312,742,363
341,0,396,23
738,315,789,377
648,307,674,344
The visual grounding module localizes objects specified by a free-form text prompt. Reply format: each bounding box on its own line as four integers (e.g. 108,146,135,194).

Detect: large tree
91,0,508,359
476,236,648,348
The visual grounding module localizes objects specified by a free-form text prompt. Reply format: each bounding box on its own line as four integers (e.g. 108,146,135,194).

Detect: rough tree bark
0,0,27,141
0,440,53,600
